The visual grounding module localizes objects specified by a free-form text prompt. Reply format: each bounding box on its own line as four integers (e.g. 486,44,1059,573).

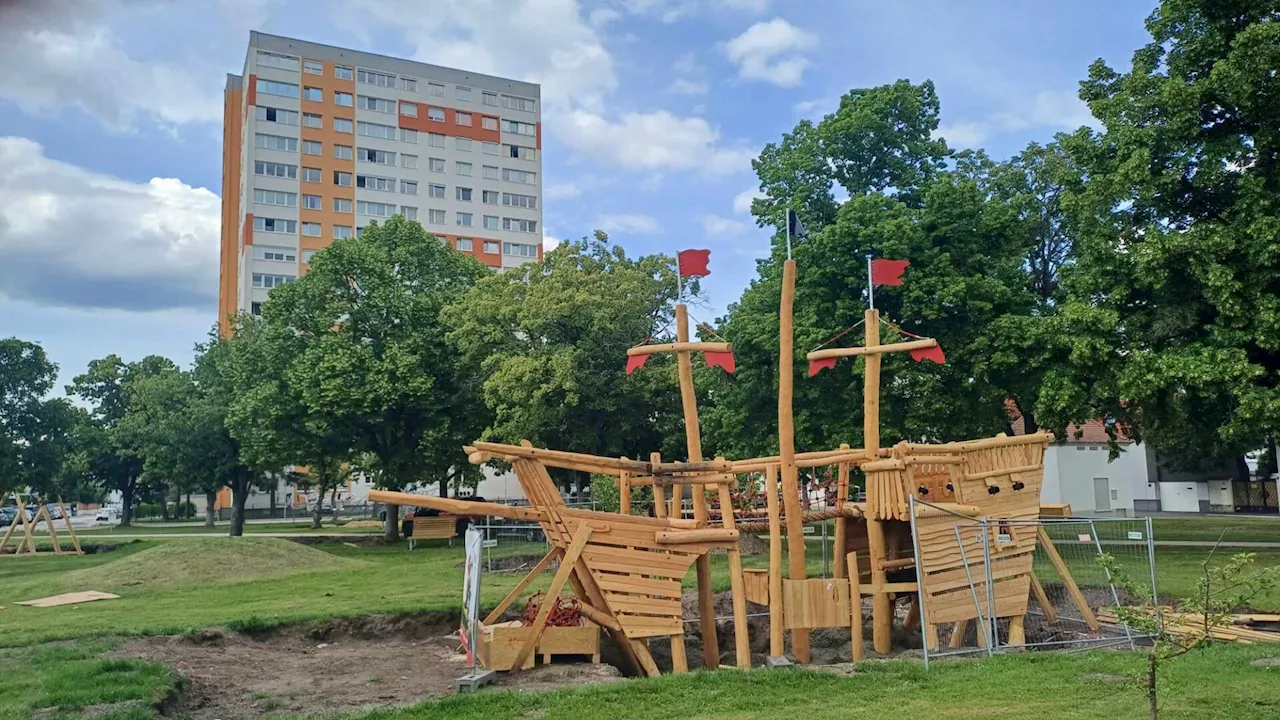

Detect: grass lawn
1151,516,1280,544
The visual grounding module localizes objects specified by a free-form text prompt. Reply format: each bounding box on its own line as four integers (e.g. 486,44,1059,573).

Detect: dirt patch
112,613,623,719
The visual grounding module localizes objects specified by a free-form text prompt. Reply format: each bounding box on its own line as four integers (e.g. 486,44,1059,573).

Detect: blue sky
0,0,1155,392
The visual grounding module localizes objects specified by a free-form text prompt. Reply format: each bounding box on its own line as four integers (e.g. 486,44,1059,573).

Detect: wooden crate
783,577,851,629
1039,503,1072,518
479,619,600,671
742,568,770,606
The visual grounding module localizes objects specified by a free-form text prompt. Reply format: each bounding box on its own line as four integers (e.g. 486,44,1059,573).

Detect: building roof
1006,401,1131,444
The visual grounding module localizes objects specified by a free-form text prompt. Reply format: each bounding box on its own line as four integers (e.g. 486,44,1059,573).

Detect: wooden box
478,619,600,671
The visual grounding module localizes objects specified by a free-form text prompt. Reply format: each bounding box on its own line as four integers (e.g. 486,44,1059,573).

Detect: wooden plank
17,591,120,607
784,578,852,630
765,464,785,657
596,574,684,599
602,595,683,616
848,552,863,662
670,633,688,673
483,550,558,625
510,524,593,672
621,617,685,639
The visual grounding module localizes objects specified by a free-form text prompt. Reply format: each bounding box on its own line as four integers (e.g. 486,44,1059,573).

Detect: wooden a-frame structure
0,493,84,557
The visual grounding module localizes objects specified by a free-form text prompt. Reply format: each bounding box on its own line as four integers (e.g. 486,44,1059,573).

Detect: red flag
808,357,837,376
705,351,736,374
626,354,650,375
910,345,946,364
678,249,711,277
870,258,910,286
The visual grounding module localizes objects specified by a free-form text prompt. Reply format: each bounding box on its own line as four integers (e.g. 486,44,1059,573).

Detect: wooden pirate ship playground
373,244,1107,676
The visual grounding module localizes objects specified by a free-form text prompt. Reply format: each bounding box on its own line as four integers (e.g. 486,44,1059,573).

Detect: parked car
0,507,15,527
46,504,63,520
94,507,120,522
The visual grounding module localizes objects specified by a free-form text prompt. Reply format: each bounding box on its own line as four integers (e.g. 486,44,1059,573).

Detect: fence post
1088,520,1135,650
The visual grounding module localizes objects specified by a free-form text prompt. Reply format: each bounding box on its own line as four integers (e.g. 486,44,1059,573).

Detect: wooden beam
510,524,594,672
57,498,82,555
778,259,810,663
1037,527,1100,631
655,528,740,545
619,465,631,515
483,550,559,625
805,338,937,361
367,490,545,522
848,552,864,662
765,464,784,658
576,602,623,633
716,462,751,669
626,341,732,356
1030,572,1059,624
833,446,850,580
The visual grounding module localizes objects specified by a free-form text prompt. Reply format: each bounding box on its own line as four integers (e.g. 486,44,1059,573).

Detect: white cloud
542,230,563,251
0,136,220,311
721,0,770,10
935,90,1098,149
588,7,622,27
701,214,747,235
597,213,660,234
934,121,992,149
724,18,817,87
563,109,756,176
673,51,700,75
1030,90,1098,130
733,188,764,214
669,79,710,95
545,182,582,200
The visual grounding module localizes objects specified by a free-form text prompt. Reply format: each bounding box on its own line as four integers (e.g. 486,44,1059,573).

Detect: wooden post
777,259,810,663
670,634,688,673
948,619,970,649
57,498,83,555
15,495,38,555
848,551,864,661
674,304,719,669
863,307,893,655
1008,615,1026,647
1036,527,1100,630
0,494,21,553
765,464,784,658
651,452,667,519
833,444,851,579
716,460,751,669
619,467,631,516
511,524,594,672
38,505,63,555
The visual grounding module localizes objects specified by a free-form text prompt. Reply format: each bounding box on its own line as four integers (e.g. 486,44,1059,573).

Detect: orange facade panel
242,212,254,247
218,82,244,336
299,58,356,252
246,73,257,108
397,102,501,144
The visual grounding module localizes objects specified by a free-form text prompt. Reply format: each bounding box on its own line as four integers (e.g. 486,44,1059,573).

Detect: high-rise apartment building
219,32,543,328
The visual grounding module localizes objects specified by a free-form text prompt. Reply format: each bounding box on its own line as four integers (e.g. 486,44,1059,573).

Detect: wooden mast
863,306,893,654
777,258,810,662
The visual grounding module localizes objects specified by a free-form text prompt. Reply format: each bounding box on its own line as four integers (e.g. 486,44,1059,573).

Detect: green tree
251,216,488,540
65,354,176,526
0,338,77,502
443,232,688,496
1037,0,1280,468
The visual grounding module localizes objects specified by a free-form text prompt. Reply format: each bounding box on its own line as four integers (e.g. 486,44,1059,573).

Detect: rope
689,312,729,343
880,316,925,340
732,506,859,534
811,318,866,351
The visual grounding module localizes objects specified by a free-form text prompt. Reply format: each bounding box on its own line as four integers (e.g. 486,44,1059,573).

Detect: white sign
461,527,484,668
803,525,816,535
1127,531,1144,541
482,539,498,548
996,533,1012,544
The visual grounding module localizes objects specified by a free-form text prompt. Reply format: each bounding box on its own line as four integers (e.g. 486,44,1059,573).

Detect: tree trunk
384,502,400,541
1148,651,1158,720
311,486,325,530
205,490,216,527
439,476,448,498
230,476,250,537
120,477,136,527
330,486,339,524
184,491,191,519
268,479,278,519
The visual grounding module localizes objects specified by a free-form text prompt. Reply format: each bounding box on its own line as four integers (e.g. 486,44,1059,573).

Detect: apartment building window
457,212,473,227
401,153,418,169
357,200,396,217
401,128,418,143
255,133,297,152
357,121,397,139
358,68,396,88
483,215,499,230
457,238,474,251
428,209,446,224
257,78,299,98
482,116,499,131
457,162,472,176
401,206,418,220
303,86,322,102
456,187,472,202
254,189,297,207
302,167,321,183
483,165,499,180
333,198,353,213
456,137,473,152
501,94,537,113
428,107,445,122
456,111,473,127
334,91,354,107
302,250,317,263
358,147,395,165
505,242,538,257
304,60,323,75
303,112,322,128
483,240,500,254
334,117,354,133
503,168,536,184
356,174,395,192
302,194,321,210
334,65,353,80
400,77,418,92
428,183,446,198
258,51,300,72
251,302,262,315
482,142,499,155
482,91,498,106
457,86,473,102
504,218,538,233
400,102,418,117
429,157,445,173
333,171,352,186
253,217,296,233
428,133,445,148
506,144,536,161
334,144,353,160
301,222,321,236
358,95,395,113
256,245,297,261
503,120,536,136
302,140,322,155
401,180,418,195
502,192,537,209
333,225,353,239
255,161,297,179
255,106,298,125
482,190,499,204
252,273,295,288
428,82,446,97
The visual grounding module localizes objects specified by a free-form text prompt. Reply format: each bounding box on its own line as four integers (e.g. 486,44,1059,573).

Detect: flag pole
866,254,874,309
676,252,683,300
786,211,793,259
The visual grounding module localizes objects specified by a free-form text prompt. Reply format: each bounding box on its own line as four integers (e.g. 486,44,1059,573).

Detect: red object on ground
870,258,910,286
625,354,649,375
808,357,838,376
704,350,736,373
678,249,712,277
910,344,946,364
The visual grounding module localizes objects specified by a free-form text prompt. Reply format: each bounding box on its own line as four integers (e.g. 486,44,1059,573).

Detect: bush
589,473,652,515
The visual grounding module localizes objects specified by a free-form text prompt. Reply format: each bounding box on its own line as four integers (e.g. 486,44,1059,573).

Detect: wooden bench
408,516,457,549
